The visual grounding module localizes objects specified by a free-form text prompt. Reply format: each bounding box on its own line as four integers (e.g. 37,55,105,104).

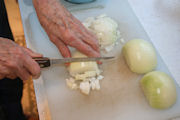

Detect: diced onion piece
66,78,78,90
80,81,91,95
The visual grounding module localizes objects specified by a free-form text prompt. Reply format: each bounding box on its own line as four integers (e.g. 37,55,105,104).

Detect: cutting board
27,0,180,120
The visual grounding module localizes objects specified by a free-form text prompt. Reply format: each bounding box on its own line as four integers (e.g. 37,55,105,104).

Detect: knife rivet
40,64,44,68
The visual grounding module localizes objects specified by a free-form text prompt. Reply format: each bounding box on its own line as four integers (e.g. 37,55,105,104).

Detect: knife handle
33,57,50,68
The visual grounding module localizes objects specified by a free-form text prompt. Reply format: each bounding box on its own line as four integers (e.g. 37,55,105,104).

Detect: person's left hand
33,0,100,58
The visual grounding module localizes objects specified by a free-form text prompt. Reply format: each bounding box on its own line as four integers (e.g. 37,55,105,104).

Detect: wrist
33,0,59,6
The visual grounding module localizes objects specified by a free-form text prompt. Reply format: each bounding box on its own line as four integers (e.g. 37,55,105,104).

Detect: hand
0,37,42,80
33,0,100,58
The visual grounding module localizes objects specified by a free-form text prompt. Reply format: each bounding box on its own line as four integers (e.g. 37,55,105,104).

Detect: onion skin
140,71,177,109
122,39,157,74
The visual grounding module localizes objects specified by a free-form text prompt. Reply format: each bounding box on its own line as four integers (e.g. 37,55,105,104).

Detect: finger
96,61,102,64
65,34,100,57
23,47,43,58
76,29,99,52
15,66,31,80
77,43,100,57
54,40,71,58
22,55,41,79
82,35,100,52
74,24,100,52
48,34,71,58
68,19,100,52
0,64,17,79
75,42,100,57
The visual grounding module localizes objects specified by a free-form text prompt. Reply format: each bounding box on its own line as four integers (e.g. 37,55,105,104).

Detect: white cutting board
27,0,180,120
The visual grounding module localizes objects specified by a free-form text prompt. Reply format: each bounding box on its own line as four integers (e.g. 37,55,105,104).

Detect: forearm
33,0,63,14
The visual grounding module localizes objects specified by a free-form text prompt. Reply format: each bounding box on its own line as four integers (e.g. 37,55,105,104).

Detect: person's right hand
0,37,42,80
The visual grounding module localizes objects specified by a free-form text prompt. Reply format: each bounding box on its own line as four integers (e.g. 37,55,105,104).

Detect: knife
33,57,115,68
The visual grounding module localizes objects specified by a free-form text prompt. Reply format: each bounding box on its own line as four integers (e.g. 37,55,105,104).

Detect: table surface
19,0,180,119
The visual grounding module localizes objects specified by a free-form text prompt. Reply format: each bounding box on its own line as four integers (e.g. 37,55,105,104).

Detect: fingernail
32,75,40,79
65,63,70,66
97,61,102,64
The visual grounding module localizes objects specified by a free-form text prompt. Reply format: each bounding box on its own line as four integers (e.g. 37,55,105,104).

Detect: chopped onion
83,14,120,50
68,51,100,80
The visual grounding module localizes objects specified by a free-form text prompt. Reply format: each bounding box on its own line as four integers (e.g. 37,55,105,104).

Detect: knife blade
33,57,115,68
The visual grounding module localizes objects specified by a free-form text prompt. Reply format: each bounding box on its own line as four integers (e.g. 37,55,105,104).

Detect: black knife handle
33,57,50,68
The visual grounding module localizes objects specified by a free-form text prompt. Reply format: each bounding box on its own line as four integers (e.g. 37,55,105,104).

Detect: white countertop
19,0,180,119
